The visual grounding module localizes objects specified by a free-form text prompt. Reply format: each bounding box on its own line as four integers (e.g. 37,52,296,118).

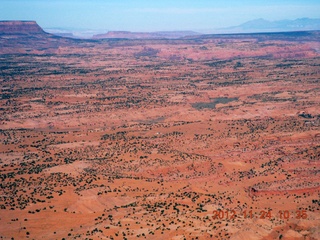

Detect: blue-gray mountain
218,18,320,33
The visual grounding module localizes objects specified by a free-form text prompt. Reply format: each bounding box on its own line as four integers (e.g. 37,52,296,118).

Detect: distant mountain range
2,18,319,39
44,18,320,39
1,20,320,55
216,18,320,33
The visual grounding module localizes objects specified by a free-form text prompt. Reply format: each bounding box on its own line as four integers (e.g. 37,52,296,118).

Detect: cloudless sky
1,0,320,31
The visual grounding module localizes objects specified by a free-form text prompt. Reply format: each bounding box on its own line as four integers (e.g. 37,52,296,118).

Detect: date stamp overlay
211,209,308,220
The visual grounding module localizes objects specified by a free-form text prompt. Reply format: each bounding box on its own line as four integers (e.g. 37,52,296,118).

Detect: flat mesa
0,21,319,239
0,21,45,34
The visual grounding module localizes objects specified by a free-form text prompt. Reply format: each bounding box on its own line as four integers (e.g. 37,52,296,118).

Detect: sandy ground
0,31,319,239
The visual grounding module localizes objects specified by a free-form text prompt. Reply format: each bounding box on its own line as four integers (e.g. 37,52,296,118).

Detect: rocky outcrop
0,21,45,34
0,21,74,54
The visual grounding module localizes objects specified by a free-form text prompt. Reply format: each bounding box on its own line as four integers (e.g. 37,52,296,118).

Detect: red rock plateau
0,21,319,239
0,21,45,34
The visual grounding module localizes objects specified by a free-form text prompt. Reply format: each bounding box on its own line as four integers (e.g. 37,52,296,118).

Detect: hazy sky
1,0,320,31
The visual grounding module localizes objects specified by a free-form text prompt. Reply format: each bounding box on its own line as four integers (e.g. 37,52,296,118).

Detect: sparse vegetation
0,27,319,239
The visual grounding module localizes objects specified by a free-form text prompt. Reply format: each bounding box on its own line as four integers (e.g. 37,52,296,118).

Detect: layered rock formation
0,21,45,34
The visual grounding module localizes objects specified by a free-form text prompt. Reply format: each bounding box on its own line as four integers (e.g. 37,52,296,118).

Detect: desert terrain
0,21,319,239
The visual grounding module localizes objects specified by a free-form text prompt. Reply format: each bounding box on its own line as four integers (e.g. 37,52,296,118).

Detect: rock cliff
0,21,45,34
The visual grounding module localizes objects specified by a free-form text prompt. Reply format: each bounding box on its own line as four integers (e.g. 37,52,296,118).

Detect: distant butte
0,21,45,34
